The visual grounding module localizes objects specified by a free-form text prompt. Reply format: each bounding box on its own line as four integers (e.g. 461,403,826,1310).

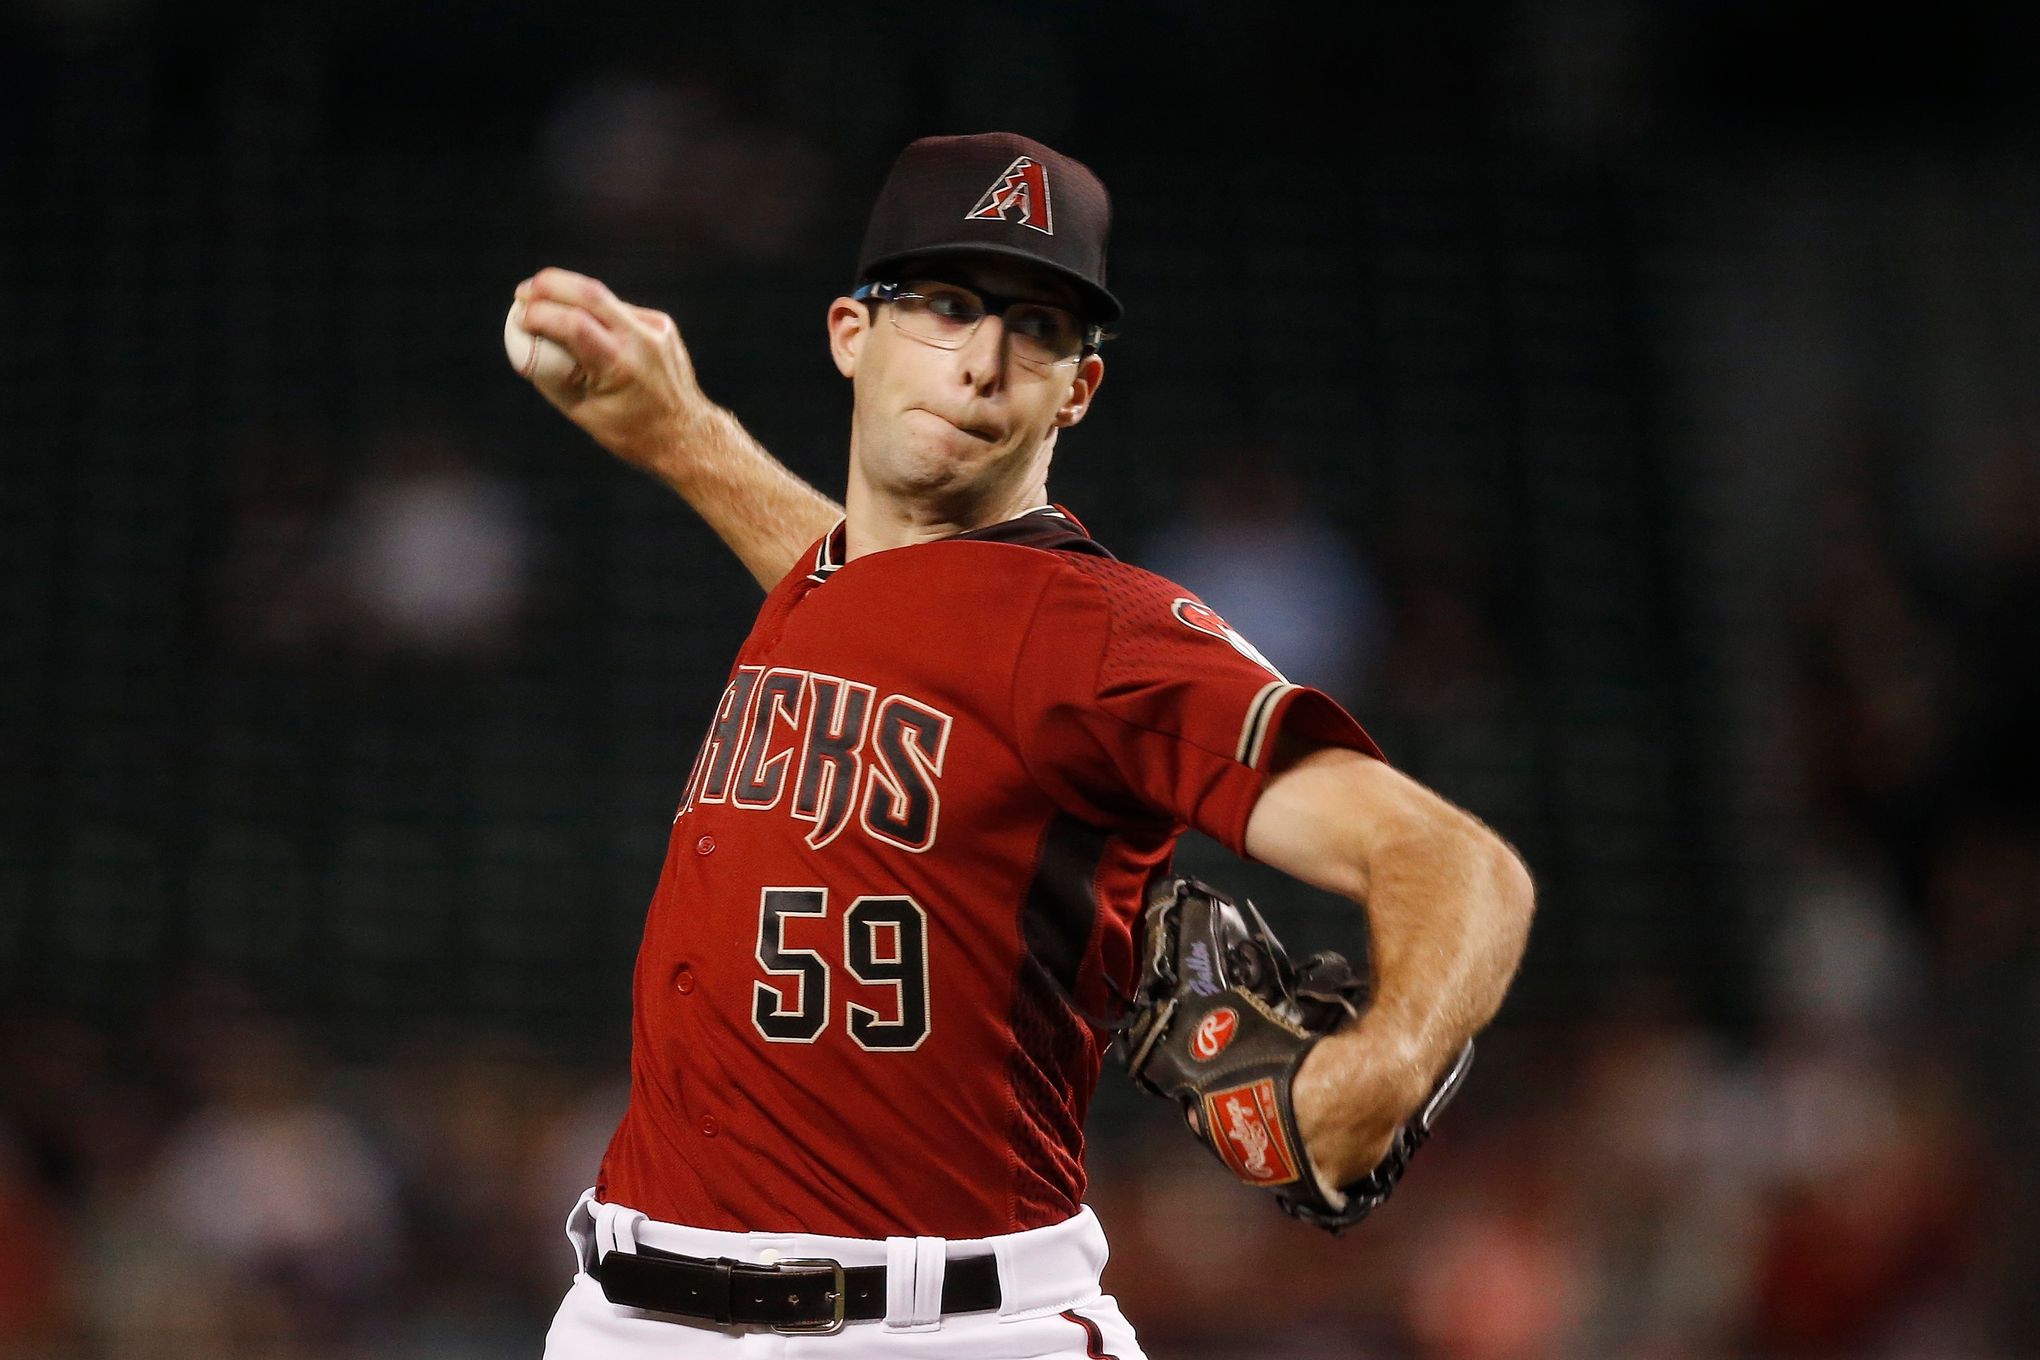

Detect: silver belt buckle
769,1257,847,1335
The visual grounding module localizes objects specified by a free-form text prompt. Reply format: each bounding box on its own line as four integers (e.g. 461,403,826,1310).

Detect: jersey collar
954,504,1114,558
806,505,1113,583
807,523,848,584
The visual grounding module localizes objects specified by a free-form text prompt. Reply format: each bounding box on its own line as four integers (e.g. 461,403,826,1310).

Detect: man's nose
954,315,1010,389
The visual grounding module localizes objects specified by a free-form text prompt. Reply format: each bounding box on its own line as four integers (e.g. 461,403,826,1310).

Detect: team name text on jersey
678,666,953,853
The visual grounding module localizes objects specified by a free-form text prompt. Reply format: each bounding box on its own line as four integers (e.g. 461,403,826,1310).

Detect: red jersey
595,507,1379,1238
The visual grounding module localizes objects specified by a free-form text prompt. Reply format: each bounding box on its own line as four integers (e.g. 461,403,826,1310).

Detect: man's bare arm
512,268,843,589
1243,741,1535,1187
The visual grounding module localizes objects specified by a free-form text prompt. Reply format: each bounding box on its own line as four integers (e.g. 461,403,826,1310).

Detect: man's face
828,256,1104,516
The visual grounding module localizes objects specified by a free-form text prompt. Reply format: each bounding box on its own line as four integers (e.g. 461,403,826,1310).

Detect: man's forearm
653,403,843,590
1295,814,1533,1184
1244,744,1535,1187
1361,813,1530,1064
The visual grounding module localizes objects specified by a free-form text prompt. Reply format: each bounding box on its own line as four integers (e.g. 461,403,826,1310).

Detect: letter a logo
966,156,1054,235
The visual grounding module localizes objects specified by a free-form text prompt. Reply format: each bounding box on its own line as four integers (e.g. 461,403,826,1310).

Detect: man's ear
1053,352,1105,428
828,298,869,378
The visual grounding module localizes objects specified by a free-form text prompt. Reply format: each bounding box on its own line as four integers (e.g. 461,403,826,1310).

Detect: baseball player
511,132,1534,1357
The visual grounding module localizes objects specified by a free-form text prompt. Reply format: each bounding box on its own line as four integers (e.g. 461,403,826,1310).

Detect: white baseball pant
542,1189,1147,1359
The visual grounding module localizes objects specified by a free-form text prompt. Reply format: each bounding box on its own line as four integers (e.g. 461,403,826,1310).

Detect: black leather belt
591,1241,1003,1334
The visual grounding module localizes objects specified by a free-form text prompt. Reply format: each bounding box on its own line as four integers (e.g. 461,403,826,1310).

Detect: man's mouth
918,408,997,442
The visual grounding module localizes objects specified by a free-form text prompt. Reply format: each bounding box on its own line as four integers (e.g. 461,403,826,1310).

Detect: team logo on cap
967,156,1054,235
1191,1007,1239,1060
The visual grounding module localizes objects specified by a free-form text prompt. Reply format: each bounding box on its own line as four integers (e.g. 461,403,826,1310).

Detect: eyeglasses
852,280,1100,371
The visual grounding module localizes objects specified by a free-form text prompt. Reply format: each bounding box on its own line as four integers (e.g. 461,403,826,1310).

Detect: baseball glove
1115,875,1474,1233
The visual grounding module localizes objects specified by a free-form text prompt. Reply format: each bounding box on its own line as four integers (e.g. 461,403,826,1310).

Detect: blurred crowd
0,978,620,1360
4,431,2034,1359
0,968,2010,1359
206,416,539,665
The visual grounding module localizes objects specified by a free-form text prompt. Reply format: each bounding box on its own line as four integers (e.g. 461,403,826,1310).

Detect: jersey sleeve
1011,559,1382,855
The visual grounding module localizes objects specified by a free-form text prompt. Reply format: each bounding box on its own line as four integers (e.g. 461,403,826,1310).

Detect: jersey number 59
752,887,930,1051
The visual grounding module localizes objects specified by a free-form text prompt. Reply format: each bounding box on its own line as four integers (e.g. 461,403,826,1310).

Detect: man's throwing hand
507,268,712,479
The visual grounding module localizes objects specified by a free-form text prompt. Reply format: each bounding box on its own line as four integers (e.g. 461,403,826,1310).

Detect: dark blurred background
4,1,2038,1356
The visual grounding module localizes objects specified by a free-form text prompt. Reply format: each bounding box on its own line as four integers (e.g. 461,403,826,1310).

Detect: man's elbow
1419,801,1534,941
1478,824,1536,951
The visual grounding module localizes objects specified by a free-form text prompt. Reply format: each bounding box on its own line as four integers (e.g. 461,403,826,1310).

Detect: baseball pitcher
509,132,1534,1358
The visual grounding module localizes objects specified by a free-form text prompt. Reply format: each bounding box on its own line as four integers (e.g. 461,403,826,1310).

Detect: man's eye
923,291,981,322
1011,308,1074,346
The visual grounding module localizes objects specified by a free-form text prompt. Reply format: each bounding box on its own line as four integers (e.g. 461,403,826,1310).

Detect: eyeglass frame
850,279,1106,366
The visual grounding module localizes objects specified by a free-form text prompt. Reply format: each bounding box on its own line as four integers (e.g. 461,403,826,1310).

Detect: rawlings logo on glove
1114,876,1473,1233
1207,1079,1297,1184
1190,1009,1238,1059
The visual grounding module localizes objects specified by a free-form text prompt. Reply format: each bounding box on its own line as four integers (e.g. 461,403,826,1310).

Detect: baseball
503,299,585,388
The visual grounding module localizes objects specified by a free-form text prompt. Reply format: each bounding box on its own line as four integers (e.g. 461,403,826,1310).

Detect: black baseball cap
855,132,1122,326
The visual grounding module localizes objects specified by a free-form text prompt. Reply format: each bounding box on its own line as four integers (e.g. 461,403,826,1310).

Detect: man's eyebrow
990,283,1082,311
906,268,1077,309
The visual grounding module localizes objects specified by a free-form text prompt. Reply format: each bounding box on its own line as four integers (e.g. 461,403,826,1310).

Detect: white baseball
503,299,586,389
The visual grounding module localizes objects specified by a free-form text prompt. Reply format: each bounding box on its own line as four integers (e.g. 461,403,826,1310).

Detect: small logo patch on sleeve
1203,1078,1302,1185
1170,598,1286,680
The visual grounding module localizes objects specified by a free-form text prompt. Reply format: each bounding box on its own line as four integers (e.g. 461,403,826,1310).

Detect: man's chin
854,426,1032,514
870,457,1006,522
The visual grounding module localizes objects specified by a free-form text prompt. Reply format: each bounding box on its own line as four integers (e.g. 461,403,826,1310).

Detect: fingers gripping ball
503,300,586,390
1116,876,1475,1233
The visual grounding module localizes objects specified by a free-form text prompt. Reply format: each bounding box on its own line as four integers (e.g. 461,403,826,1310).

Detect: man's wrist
1292,1028,1434,1187
632,400,724,490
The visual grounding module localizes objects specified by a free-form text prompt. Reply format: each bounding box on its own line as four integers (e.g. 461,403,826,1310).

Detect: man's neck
841,475,1049,561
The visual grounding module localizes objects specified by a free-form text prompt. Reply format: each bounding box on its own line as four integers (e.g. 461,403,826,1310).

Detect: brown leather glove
1116,876,1474,1233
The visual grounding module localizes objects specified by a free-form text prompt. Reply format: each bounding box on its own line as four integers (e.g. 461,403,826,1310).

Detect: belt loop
594,1201,646,1264
882,1236,921,1331
911,1236,946,1326
882,1236,944,1332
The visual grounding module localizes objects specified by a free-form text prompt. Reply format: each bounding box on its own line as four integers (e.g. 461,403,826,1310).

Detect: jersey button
673,967,695,995
695,836,715,855
698,1114,719,1138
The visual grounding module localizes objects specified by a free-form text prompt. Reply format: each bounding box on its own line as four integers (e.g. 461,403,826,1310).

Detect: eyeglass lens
888,283,1083,367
